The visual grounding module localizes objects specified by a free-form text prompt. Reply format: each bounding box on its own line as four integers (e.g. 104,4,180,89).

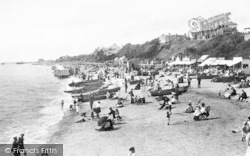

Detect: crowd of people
48,63,250,155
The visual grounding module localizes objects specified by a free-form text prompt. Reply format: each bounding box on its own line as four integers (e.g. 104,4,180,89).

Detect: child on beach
166,107,171,125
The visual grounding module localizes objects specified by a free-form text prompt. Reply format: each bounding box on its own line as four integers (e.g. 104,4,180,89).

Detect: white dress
76,104,79,113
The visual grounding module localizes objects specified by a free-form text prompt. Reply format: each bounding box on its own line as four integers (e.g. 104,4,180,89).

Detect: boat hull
150,85,189,96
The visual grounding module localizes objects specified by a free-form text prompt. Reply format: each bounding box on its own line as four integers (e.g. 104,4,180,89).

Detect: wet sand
51,76,250,156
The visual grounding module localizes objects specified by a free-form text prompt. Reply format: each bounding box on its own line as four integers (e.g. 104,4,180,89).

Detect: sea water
0,64,73,144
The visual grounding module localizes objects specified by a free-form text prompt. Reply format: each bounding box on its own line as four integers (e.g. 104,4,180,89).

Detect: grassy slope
56,33,250,62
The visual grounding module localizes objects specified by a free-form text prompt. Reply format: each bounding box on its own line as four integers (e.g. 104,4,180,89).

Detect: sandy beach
48,74,250,156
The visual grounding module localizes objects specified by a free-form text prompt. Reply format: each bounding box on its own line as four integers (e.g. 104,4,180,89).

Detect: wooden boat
150,85,189,96
69,79,99,87
211,75,247,83
80,94,107,102
65,81,102,93
200,74,218,79
72,87,121,99
129,80,142,85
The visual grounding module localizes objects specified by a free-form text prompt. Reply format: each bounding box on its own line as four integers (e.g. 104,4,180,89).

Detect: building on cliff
188,12,238,40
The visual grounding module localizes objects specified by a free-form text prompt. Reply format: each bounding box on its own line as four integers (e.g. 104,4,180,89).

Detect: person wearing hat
129,147,135,156
11,137,20,156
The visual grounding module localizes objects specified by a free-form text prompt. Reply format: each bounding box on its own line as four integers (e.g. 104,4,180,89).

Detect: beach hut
54,65,71,77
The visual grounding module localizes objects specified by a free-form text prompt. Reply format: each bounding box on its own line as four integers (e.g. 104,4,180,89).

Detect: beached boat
68,79,99,87
71,87,121,100
129,80,143,85
150,85,189,96
200,74,218,79
211,75,247,83
64,81,102,93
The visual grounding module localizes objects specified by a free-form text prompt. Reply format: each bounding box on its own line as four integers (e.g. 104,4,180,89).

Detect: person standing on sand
187,75,191,88
197,76,201,88
61,100,64,110
73,99,77,110
89,93,95,118
93,101,101,119
166,107,171,125
76,102,80,115
129,89,134,104
125,79,128,93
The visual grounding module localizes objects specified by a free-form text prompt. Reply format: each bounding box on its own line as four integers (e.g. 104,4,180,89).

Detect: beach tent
197,55,209,63
199,57,217,66
210,58,225,66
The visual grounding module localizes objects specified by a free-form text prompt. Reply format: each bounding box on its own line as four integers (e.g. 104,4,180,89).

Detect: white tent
197,55,209,63
199,57,217,66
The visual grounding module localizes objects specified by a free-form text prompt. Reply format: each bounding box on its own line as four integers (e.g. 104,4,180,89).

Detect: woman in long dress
76,103,80,115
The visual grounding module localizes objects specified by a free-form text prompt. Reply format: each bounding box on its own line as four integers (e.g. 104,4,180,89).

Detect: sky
0,0,249,62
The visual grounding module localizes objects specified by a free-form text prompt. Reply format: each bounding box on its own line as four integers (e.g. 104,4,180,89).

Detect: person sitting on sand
241,121,250,142
193,106,201,121
108,107,116,120
185,101,194,113
239,90,248,102
226,85,236,99
158,96,170,110
134,96,138,103
75,113,87,123
170,95,179,104
115,109,122,120
116,98,124,108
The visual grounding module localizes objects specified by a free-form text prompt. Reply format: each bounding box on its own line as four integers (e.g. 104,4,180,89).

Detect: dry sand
51,76,250,156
